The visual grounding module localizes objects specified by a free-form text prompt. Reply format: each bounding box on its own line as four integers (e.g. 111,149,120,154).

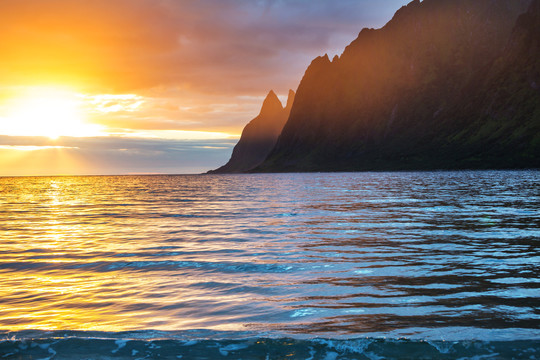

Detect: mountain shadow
255,0,538,172
209,90,295,173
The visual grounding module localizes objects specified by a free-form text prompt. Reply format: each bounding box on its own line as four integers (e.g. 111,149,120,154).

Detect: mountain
209,90,295,173
256,0,538,172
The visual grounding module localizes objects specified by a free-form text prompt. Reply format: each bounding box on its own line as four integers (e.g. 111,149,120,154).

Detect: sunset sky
0,0,408,175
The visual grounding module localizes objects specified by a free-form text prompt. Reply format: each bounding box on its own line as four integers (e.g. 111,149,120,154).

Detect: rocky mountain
209,90,295,173
255,0,538,172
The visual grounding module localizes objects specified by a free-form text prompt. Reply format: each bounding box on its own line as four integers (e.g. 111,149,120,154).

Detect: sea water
0,171,538,359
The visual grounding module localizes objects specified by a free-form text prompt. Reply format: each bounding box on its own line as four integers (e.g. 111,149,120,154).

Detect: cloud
0,0,408,95
0,135,237,175
0,1,409,175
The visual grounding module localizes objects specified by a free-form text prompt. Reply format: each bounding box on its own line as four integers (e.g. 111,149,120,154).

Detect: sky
0,0,409,176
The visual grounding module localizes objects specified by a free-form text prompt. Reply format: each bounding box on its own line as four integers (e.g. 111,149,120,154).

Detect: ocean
0,171,538,359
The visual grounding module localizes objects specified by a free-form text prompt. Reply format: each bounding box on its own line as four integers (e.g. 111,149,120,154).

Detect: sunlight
0,87,103,139
0,144,87,176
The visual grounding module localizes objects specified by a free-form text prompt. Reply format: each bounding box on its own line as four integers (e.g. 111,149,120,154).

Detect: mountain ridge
208,90,295,173
254,0,538,172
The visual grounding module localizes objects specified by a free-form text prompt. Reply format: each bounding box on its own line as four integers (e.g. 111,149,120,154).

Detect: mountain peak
260,90,283,115
209,89,292,173
285,90,296,112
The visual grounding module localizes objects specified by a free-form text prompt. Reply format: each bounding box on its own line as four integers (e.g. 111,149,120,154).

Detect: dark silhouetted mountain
256,0,538,172
209,90,295,173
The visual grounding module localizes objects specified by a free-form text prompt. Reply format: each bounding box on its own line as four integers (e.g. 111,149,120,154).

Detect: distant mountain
255,0,538,172
209,90,295,173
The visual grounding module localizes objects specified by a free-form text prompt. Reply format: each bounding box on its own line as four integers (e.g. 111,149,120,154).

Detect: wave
1,331,538,359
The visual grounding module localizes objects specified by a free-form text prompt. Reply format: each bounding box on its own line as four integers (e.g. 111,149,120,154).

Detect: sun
0,87,102,139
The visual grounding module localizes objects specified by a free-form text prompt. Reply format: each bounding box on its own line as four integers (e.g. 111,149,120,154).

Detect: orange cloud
0,0,407,95
0,0,409,174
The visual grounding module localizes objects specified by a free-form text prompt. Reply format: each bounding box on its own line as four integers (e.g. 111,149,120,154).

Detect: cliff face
209,90,295,173
257,0,538,172
466,0,540,167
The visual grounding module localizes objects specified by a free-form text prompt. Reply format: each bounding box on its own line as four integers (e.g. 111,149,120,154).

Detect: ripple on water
0,171,538,341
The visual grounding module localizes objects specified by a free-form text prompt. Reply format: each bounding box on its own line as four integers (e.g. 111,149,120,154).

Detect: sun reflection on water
0,172,538,338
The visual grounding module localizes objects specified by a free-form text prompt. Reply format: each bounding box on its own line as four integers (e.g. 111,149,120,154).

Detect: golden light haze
0,0,408,175
0,85,242,143
0,87,101,139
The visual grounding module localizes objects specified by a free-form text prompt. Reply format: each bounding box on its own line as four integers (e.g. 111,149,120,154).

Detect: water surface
0,171,538,357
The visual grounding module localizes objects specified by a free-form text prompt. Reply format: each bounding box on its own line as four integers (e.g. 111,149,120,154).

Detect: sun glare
0,87,103,139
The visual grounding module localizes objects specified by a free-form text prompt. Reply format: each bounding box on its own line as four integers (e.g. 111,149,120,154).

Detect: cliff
256,0,538,172
209,90,295,173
